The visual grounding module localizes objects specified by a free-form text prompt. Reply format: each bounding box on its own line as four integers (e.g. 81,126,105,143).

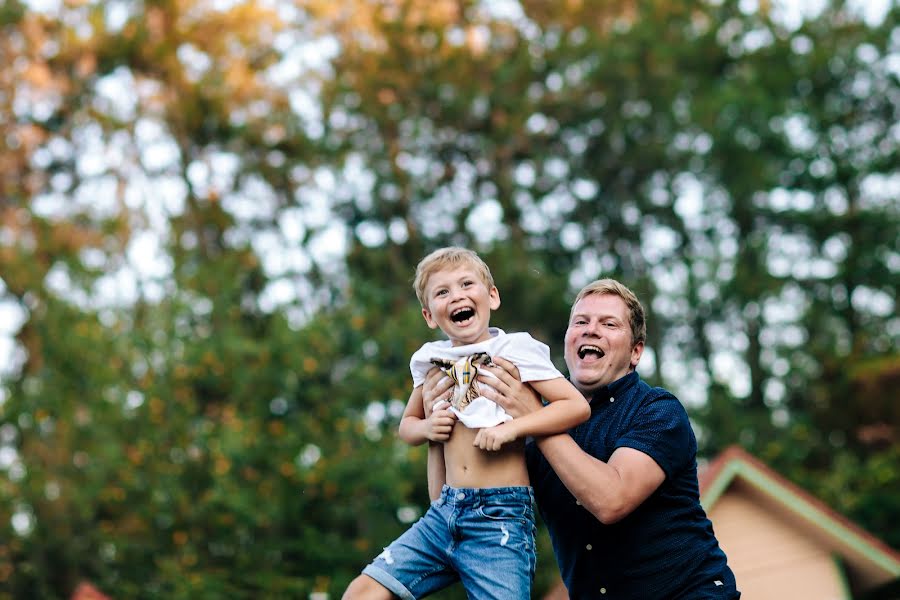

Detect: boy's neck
448,327,495,347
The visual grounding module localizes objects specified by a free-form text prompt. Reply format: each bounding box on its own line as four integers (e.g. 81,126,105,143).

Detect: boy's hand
473,422,518,451
424,406,457,442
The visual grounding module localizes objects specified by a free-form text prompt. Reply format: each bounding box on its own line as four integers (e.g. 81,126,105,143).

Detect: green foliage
0,0,897,598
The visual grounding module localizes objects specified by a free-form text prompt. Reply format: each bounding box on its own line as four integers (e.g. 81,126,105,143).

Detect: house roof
71,582,111,600
699,445,900,582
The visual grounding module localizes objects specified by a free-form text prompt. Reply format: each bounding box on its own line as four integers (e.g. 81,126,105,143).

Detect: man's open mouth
577,344,604,359
451,307,475,323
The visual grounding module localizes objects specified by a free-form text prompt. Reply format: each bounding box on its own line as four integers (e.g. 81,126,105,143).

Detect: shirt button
456,492,465,500
575,500,581,506
600,587,606,594
586,544,593,550
609,396,615,402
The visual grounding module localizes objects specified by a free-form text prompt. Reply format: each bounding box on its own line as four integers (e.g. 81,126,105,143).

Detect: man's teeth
577,345,604,359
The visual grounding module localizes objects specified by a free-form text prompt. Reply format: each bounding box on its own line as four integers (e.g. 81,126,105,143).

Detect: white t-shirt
409,327,564,428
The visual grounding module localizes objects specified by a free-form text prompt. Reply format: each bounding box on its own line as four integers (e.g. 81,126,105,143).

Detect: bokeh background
0,0,897,598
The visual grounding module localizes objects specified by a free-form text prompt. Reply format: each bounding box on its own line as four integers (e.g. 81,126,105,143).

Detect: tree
0,0,896,597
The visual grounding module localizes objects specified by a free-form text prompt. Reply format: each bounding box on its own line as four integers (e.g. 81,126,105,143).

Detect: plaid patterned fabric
432,352,492,412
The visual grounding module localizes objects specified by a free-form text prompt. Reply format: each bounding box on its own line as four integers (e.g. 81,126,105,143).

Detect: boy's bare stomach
443,425,530,489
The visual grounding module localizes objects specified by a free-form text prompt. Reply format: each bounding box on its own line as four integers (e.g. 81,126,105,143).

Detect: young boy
343,247,590,600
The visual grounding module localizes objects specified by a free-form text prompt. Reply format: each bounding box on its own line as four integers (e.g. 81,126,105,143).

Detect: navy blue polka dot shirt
526,371,739,599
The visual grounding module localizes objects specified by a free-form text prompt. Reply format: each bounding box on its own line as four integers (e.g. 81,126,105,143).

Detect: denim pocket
478,501,529,522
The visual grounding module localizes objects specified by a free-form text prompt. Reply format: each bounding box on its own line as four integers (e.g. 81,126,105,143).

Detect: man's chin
571,373,602,396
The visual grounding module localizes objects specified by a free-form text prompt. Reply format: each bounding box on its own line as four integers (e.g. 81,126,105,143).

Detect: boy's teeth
451,307,474,322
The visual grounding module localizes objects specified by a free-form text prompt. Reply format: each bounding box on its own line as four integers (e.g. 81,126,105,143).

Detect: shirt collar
588,370,640,407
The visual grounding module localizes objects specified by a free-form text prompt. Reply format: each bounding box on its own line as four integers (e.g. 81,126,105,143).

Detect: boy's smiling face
421,266,500,347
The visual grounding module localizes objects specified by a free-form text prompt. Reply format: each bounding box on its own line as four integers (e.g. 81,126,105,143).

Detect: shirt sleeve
615,391,695,480
409,342,440,387
492,333,565,382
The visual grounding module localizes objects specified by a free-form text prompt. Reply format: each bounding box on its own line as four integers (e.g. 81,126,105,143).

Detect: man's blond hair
413,247,495,307
571,279,646,346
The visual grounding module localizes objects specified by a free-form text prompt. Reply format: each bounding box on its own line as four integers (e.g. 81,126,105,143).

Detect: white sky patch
859,173,900,208
851,286,895,317
136,119,181,172
11,507,35,537
23,0,62,13
104,1,132,32
673,172,704,224
466,200,504,245
642,225,680,264
95,67,139,121
177,44,213,83
93,268,140,308
127,230,172,280
712,352,752,398
0,301,27,381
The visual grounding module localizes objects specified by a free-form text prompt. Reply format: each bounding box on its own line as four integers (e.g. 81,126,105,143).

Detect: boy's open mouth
451,307,475,323
577,344,604,359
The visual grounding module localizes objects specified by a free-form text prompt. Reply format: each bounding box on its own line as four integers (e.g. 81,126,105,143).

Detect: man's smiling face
421,266,500,346
564,293,643,397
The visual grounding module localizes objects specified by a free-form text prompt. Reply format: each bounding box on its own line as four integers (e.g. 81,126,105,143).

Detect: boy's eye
462,280,473,287
435,289,448,297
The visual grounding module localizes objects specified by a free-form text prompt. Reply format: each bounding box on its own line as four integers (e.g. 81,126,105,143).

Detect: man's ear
422,307,439,329
630,341,645,369
489,286,501,310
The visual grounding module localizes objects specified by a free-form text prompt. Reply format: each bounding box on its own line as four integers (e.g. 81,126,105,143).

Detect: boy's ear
489,286,501,310
422,307,439,329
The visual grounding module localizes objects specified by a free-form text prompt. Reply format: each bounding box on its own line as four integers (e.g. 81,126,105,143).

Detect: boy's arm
398,386,428,445
399,386,448,500
426,442,446,501
422,368,454,499
472,377,589,451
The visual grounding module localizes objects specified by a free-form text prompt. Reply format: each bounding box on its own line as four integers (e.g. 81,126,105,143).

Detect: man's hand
473,422,518,451
422,367,454,416
421,367,456,442
477,357,543,418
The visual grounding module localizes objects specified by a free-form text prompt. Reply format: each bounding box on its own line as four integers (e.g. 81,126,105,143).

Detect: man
425,278,740,599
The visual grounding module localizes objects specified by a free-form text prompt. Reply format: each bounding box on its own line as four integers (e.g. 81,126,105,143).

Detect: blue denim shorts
362,484,537,600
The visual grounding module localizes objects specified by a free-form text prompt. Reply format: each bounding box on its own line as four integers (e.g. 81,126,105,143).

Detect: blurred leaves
0,0,897,598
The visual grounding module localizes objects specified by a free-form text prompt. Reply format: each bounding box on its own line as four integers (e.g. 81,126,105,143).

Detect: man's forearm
535,433,631,524
536,434,665,524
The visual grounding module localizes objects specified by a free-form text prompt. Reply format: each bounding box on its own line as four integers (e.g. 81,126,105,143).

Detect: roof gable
699,445,900,582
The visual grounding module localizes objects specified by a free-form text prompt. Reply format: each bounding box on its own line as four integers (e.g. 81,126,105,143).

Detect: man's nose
582,319,602,336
